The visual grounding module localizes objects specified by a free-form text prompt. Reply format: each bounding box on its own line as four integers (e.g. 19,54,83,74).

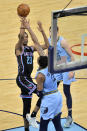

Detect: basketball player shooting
15,4,49,131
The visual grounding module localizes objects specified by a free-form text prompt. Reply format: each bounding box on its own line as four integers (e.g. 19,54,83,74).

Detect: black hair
18,32,28,39
49,26,59,31
38,56,48,69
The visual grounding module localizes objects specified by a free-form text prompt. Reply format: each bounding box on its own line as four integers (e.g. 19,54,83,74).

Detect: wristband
37,90,43,98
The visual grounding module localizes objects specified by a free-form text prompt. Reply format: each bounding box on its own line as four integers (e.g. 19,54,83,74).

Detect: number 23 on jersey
27,56,32,64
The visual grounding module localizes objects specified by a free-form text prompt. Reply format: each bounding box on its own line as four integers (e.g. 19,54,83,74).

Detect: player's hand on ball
22,18,30,29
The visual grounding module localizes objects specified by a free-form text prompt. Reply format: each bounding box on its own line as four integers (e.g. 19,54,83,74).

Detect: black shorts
16,75,37,98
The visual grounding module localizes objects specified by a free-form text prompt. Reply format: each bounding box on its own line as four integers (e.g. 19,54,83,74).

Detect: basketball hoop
71,44,87,56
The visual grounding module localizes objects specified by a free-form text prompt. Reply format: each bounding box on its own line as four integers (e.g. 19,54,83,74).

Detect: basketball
17,4,30,17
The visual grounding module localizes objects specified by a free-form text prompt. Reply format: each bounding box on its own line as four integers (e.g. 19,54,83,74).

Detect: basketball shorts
40,91,62,120
16,75,37,98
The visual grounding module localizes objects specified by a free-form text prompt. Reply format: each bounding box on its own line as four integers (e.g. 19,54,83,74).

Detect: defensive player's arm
36,73,45,91
23,18,45,56
15,19,25,55
37,21,49,49
27,26,45,56
61,38,75,78
61,39,75,61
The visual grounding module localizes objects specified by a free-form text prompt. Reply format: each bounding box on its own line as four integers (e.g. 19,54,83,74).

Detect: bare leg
23,118,29,131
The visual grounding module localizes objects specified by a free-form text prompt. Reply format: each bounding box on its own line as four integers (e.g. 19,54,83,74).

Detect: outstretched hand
20,17,30,29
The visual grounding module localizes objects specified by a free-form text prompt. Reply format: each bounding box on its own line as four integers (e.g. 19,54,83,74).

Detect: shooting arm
15,21,25,54
22,18,45,56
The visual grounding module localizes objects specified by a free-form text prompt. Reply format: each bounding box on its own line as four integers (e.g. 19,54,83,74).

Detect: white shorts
40,91,62,120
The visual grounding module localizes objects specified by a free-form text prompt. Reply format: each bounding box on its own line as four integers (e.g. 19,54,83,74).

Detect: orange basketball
17,4,30,17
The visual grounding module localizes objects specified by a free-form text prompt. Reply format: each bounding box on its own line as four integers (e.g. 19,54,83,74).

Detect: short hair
49,26,59,31
18,32,28,39
38,56,48,68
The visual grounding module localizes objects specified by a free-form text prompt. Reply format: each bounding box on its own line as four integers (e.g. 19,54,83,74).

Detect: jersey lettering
47,73,56,82
57,51,61,61
51,74,56,82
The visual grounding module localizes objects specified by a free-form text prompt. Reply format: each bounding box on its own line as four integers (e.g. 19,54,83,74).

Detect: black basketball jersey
16,46,34,76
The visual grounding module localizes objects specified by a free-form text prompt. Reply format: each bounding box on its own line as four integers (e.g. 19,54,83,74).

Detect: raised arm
61,38,75,79
37,21,49,49
61,39,75,61
23,18,45,56
15,18,25,56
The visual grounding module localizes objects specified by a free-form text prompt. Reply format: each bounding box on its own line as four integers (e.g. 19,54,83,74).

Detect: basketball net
71,34,87,61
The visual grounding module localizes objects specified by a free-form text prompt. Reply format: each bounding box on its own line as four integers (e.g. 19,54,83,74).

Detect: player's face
23,34,28,46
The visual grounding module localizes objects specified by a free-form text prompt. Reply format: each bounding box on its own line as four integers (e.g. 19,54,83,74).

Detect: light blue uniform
36,67,62,120
48,37,76,85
